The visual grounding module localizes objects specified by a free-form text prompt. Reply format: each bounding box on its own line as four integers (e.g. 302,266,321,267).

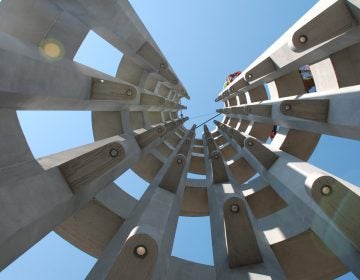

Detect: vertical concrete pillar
219,126,360,277
86,127,195,280
0,118,185,271
203,126,286,280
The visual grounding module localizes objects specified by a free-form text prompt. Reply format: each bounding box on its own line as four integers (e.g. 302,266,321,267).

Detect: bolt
100,79,104,83
230,204,240,213
298,35,308,44
321,185,332,196
177,158,183,165
248,140,254,147
126,89,132,96
213,153,219,160
160,62,165,69
284,104,292,111
246,107,252,112
157,127,164,134
247,73,253,79
134,245,147,257
109,149,119,157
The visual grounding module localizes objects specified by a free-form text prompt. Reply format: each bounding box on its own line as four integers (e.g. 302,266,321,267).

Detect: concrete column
203,126,286,280
216,0,360,103
0,116,185,271
218,124,360,277
86,127,195,280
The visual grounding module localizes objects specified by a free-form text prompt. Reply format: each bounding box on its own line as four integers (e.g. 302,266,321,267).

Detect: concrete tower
0,0,359,279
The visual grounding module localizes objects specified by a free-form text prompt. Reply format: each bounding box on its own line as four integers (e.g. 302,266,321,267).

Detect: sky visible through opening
1,0,359,279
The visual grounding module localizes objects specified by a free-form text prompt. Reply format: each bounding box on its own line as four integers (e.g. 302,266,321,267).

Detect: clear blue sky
1,0,359,279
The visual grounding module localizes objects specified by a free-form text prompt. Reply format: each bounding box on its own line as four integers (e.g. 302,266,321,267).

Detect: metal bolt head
298,35,308,44
321,185,332,196
247,73,253,79
160,62,165,69
230,87,234,92
109,149,119,157
230,204,240,213
100,79,104,83
157,127,164,134
247,140,254,147
284,104,292,111
134,245,147,257
126,89,132,96
213,153,219,160
176,154,185,165
246,107,252,112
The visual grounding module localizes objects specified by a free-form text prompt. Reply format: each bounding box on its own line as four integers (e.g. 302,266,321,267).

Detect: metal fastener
109,149,119,157
230,204,240,213
299,35,308,44
134,245,147,257
321,185,332,196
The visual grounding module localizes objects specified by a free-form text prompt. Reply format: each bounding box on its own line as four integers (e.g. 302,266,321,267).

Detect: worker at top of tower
223,71,241,88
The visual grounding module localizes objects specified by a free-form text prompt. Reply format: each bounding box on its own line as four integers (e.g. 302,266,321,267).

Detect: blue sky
1,0,359,279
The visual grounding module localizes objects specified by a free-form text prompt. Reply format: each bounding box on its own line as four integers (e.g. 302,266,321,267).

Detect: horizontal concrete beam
220,85,360,140
0,32,182,111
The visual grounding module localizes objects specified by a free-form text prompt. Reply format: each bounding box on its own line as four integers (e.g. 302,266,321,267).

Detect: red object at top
270,131,276,140
227,71,241,82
